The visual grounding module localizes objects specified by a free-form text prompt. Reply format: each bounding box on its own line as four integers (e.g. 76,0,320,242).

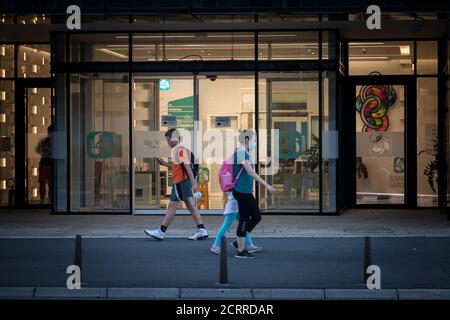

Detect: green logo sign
87,131,115,159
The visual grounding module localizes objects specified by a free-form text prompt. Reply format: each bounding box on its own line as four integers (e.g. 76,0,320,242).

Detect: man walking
145,128,208,240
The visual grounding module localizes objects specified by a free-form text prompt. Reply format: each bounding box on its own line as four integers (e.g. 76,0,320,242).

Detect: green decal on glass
87,131,115,159
198,167,210,184
168,96,194,130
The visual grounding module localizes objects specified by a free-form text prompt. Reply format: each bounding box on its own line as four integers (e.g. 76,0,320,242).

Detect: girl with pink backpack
213,130,275,258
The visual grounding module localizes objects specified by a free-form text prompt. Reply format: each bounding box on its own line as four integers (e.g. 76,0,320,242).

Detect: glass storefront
0,10,447,216
51,30,338,214
349,40,439,207
0,42,51,207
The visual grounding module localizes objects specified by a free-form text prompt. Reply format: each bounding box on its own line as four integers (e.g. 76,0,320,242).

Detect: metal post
219,236,228,285
363,236,371,283
74,234,82,283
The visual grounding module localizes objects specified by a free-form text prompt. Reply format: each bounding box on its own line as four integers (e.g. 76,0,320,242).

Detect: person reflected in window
36,125,53,204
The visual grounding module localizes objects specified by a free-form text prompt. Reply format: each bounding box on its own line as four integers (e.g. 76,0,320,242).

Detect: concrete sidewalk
0,208,449,238
1,287,450,300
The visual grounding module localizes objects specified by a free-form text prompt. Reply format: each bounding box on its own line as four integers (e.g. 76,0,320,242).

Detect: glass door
26,87,52,205
346,77,416,207
259,72,320,212
14,79,53,207
355,83,406,205
132,74,194,212
132,78,161,210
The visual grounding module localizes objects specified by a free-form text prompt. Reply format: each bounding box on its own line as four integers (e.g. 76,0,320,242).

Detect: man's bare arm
183,162,199,192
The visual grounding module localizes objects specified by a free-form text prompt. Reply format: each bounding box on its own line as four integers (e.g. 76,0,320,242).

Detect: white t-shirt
223,191,238,215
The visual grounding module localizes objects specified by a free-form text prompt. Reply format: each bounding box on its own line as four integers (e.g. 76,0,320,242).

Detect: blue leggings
213,212,253,247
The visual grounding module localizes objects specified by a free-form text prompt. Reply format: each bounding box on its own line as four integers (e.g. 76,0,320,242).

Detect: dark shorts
170,179,193,202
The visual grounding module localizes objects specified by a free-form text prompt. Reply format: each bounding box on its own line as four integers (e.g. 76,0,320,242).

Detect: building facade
0,0,449,216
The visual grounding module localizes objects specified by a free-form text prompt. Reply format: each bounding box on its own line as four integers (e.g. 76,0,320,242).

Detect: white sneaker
210,245,221,255
246,244,262,253
188,228,209,240
145,228,164,240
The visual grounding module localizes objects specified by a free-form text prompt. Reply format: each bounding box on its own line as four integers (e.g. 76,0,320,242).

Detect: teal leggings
213,212,253,247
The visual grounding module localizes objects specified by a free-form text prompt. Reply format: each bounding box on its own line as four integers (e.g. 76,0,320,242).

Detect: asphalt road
0,237,449,289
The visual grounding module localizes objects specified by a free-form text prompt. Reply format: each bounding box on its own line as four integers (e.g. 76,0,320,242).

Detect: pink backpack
218,150,244,192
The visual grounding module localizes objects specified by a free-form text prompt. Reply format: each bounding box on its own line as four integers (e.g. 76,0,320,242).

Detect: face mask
248,141,257,151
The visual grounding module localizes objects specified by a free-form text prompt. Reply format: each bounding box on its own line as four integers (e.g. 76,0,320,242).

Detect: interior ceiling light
349,42,385,46
117,34,295,40
21,46,51,56
96,48,128,59
350,56,390,61
400,45,410,55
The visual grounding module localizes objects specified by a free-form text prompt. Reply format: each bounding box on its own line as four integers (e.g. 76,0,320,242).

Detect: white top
223,191,238,215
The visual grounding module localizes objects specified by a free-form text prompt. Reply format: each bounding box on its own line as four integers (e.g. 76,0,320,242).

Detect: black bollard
363,236,372,283
74,234,82,283
219,236,228,285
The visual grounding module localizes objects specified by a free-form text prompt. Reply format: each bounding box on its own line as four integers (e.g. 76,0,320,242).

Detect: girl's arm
242,161,275,193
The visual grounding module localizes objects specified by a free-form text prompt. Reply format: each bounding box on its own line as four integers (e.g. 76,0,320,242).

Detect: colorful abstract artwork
356,72,397,132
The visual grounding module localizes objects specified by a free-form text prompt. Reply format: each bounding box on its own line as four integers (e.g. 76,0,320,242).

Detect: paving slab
325,289,398,300
397,289,450,300
181,288,252,299
253,289,324,300
0,287,34,299
34,287,107,299
108,288,179,299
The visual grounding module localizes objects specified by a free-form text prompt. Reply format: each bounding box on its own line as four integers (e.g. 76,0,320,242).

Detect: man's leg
161,200,179,228
184,197,208,240
145,200,179,240
184,197,203,226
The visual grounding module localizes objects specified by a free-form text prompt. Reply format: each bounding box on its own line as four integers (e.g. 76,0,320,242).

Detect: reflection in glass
0,81,14,205
27,88,52,204
0,45,14,78
18,45,51,78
